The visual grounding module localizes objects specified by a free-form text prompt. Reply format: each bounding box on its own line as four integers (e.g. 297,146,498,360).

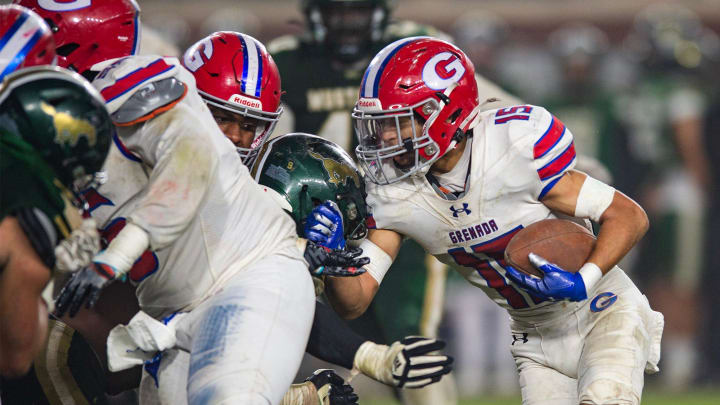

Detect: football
504,219,596,277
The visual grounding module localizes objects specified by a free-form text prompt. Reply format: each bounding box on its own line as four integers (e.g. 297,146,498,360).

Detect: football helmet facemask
353,36,480,185
183,31,283,166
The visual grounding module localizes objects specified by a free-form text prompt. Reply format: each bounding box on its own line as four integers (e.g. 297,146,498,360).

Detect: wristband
358,239,393,284
93,222,150,277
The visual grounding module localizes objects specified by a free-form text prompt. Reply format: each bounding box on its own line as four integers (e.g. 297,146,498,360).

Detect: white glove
106,311,187,372
353,336,454,388
54,218,101,272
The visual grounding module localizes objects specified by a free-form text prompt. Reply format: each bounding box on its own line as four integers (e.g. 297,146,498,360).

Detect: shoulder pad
92,56,193,126
267,35,300,54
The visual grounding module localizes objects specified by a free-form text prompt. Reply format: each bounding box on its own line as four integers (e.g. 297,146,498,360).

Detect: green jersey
1,127,74,261
269,21,450,152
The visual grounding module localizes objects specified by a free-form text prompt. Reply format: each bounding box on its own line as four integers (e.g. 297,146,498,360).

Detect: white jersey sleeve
506,106,577,200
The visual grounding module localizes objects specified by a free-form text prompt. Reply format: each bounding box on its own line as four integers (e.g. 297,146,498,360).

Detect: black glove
303,239,369,277
55,261,117,318
306,369,359,405
392,336,454,388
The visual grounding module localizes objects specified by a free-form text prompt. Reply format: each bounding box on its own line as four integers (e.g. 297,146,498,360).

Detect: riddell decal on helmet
422,52,466,90
229,94,263,110
356,98,382,110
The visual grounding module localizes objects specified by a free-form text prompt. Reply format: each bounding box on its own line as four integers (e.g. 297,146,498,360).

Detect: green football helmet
0,66,112,196
251,132,368,240
301,0,395,62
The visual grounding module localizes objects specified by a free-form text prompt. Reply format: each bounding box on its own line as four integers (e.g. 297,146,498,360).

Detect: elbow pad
358,239,393,285
574,176,615,222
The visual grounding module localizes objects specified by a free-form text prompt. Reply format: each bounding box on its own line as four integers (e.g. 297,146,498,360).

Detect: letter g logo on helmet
422,52,466,91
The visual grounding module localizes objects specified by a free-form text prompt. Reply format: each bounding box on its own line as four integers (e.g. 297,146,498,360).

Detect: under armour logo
449,203,471,217
511,332,528,345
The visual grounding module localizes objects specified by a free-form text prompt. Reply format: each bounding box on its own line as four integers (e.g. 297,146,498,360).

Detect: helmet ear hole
56,43,80,57
449,108,463,124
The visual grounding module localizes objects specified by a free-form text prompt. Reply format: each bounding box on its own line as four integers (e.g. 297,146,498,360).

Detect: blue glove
504,253,588,302
304,201,345,249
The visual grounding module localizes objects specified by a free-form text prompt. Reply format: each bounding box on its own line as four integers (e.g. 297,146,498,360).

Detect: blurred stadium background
135,0,720,403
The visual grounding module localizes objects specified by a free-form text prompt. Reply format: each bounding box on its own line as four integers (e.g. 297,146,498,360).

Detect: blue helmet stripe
0,12,29,54
238,34,249,94
0,27,42,80
131,11,139,55
254,44,262,97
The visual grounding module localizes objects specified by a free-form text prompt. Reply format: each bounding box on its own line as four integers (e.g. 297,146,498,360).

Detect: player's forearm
306,301,366,369
0,267,49,377
325,272,377,319
589,191,649,274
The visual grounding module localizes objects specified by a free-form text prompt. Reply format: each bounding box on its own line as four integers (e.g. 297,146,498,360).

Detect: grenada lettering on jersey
38,0,91,11
422,52,466,90
448,219,498,244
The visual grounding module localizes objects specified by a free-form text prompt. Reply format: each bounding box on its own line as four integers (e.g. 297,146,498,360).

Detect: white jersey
87,56,299,318
367,105,583,316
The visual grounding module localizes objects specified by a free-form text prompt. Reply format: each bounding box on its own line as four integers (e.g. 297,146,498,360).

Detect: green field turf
362,390,720,405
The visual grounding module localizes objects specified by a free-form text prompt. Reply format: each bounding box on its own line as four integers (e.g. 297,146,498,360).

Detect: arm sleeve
305,301,366,369
527,107,577,200
126,104,219,250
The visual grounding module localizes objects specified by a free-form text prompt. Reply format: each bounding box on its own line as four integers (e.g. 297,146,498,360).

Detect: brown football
504,219,596,277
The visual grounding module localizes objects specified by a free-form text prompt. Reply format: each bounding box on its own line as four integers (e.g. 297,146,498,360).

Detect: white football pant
139,252,315,405
510,268,664,405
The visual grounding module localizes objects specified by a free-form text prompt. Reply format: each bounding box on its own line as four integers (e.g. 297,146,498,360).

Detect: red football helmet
14,0,140,77
0,5,56,80
353,36,480,185
183,31,283,165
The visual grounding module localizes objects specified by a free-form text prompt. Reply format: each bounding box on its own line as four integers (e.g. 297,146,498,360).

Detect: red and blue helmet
0,4,56,80
353,36,480,184
15,0,140,78
183,31,283,165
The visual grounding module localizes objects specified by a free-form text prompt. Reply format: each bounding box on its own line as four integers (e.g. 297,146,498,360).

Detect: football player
0,66,112,377
268,5,519,403
183,31,453,401
52,54,367,405
325,37,665,405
